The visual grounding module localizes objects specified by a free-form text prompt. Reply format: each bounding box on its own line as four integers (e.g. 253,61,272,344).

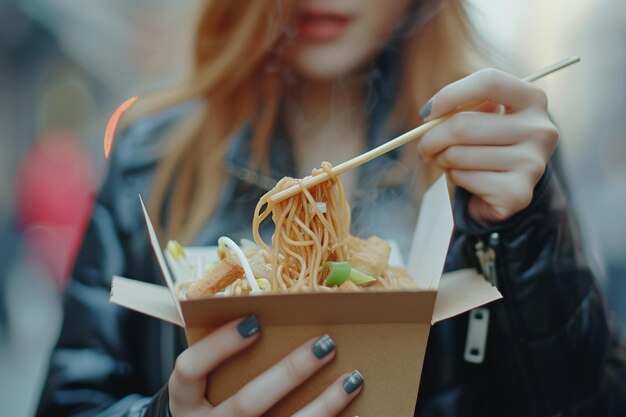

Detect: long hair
126,0,485,243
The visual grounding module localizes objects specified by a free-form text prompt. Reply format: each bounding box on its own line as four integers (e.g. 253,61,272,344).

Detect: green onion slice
323,262,377,286
323,262,351,286
349,268,377,286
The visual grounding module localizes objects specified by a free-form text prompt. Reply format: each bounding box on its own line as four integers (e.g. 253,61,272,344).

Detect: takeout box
110,175,502,416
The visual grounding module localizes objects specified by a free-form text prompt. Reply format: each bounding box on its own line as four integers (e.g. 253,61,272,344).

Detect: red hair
125,0,483,243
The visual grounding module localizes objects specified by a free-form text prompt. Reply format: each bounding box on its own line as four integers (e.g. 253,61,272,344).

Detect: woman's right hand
168,315,364,417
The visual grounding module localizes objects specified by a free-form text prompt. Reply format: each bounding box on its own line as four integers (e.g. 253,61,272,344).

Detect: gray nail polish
419,99,433,119
343,370,364,394
311,334,335,359
237,315,260,338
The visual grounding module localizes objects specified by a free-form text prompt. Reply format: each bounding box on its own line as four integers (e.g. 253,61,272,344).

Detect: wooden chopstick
269,56,580,204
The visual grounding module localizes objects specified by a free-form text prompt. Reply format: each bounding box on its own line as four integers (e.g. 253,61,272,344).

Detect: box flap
110,276,184,327
139,195,184,325
431,269,502,324
407,175,454,290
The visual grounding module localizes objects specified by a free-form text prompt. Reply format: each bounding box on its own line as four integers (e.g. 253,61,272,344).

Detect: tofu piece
347,236,391,278
387,266,418,289
187,258,244,298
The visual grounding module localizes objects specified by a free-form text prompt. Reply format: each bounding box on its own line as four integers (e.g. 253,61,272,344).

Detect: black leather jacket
36,102,626,417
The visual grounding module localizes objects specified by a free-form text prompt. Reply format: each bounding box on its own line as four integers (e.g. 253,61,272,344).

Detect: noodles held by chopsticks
253,162,351,292
174,162,416,299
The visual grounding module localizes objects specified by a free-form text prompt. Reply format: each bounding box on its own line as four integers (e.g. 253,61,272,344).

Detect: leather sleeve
34,136,171,417
453,165,625,416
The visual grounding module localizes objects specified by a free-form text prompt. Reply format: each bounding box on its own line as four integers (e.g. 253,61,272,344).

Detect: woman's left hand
418,69,560,226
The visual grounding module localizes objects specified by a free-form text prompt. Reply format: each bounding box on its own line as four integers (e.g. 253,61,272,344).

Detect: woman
36,0,625,416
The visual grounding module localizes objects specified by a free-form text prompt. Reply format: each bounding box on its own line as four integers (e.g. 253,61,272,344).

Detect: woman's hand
169,315,363,417
418,69,560,225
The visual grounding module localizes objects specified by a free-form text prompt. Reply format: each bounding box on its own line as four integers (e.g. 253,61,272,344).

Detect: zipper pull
474,232,499,287
464,307,490,364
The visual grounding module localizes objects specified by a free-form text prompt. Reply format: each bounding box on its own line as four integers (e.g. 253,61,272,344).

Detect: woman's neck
286,76,366,161
284,75,368,200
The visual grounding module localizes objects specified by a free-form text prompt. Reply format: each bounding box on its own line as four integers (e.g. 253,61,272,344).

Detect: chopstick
269,56,580,204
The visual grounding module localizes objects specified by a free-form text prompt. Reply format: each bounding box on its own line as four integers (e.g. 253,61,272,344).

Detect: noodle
177,162,416,300
252,162,350,291
252,162,403,292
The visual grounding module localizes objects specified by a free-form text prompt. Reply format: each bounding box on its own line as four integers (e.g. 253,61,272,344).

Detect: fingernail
237,315,260,338
419,98,433,120
311,334,335,359
343,370,364,394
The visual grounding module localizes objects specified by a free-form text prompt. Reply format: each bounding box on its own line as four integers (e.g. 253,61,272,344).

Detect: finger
449,170,510,197
214,334,337,417
448,170,533,214
420,68,546,120
434,144,531,172
170,315,261,404
292,371,365,417
419,112,528,160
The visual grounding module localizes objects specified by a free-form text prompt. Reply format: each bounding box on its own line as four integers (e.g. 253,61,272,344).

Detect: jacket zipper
464,233,500,365
475,232,499,286
475,232,543,412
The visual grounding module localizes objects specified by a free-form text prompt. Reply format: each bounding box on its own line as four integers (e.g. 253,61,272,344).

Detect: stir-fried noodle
252,162,352,291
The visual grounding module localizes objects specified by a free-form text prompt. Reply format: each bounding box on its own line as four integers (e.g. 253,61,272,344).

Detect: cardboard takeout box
110,176,502,416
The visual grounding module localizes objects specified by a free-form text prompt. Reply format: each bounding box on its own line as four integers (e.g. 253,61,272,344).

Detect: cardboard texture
188,323,430,417
109,175,502,416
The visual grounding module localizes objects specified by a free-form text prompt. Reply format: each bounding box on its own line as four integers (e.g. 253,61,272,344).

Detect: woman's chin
288,58,368,82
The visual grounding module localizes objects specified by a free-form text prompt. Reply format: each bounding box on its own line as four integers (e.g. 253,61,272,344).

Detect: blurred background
0,0,624,415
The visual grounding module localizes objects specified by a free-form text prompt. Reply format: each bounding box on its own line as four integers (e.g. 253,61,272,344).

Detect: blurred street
0,256,61,417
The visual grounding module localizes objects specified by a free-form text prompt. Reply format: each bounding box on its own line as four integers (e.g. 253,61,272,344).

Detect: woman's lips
298,9,351,42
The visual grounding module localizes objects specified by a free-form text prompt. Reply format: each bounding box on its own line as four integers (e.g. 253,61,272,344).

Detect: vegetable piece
256,278,272,293
324,262,377,287
167,240,187,260
324,262,351,286
217,236,261,293
349,268,377,286
165,239,196,281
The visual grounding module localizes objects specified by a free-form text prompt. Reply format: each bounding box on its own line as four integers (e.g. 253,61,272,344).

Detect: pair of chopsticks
270,56,580,204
